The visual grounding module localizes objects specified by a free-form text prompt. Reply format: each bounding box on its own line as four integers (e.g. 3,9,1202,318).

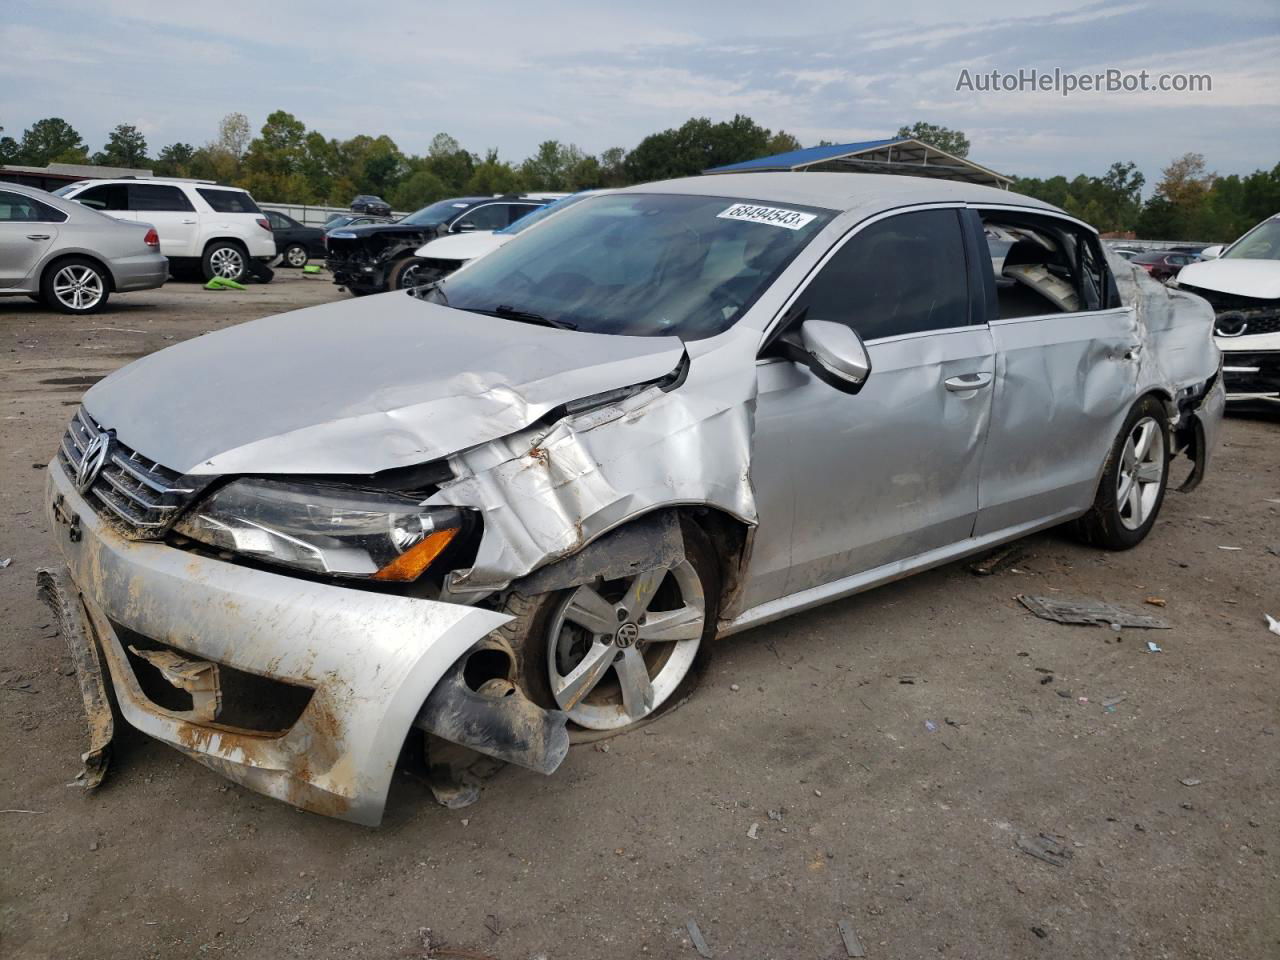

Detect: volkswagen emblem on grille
76,430,112,493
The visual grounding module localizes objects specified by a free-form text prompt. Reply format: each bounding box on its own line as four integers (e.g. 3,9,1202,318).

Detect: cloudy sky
2,0,1277,184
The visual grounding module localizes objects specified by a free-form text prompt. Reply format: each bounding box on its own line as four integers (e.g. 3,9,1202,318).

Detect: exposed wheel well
42,253,115,292
679,506,752,615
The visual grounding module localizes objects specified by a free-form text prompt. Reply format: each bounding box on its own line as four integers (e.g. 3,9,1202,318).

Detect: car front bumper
43,460,509,825
112,253,169,292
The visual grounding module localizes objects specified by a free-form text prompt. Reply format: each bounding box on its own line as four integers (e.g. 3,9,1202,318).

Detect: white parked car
1173,212,1280,406
411,191,597,285
54,179,276,283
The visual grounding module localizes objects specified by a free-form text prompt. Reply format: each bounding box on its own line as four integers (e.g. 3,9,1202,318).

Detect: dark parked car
1129,251,1197,282
264,210,326,267
323,213,397,230
326,194,561,295
350,195,392,216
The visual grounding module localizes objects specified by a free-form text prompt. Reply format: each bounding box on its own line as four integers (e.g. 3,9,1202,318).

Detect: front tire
1074,395,1170,549
202,241,248,283
282,244,308,268
41,258,110,315
387,256,429,290
505,518,720,734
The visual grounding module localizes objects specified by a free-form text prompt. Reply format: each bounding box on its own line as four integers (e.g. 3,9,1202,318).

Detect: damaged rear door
749,207,996,602
970,208,1141,535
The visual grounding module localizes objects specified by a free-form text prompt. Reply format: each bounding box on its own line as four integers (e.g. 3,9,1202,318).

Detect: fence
258,201,410,226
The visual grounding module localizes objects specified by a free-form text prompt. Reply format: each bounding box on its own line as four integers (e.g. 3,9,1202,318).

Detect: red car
1129,250,1197,282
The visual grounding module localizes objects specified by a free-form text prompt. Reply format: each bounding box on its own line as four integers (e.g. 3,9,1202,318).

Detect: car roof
617,172,1063,220
64,178,247,191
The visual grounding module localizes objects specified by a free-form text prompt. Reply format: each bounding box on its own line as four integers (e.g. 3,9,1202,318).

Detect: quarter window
129,183,195,212
0,191,45,221
791,209,970,341
197,188,261,214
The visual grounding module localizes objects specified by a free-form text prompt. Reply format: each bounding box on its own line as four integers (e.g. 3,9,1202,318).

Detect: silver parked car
0,182,167,313
41,173,1223,824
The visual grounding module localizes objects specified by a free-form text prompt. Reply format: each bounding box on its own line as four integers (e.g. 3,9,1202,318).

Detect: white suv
53,179,276,283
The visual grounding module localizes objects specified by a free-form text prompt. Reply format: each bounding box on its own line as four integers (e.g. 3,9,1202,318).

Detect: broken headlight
174,479,464,581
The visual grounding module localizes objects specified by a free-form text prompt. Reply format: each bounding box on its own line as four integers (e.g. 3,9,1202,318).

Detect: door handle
182,219,196,224
944,372,993,392
26,233,51,240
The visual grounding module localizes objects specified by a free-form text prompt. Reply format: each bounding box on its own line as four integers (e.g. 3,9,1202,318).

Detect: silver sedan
42,173,1223,823
0,181,167,313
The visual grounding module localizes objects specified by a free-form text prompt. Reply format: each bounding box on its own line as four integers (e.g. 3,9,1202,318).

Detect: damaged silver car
40,173,1224,824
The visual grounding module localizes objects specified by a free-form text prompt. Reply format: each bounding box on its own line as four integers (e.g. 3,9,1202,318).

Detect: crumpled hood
83,293,684,476
1178,258,1280,300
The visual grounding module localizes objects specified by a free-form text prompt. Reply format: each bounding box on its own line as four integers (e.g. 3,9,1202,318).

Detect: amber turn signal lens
371,528,458,581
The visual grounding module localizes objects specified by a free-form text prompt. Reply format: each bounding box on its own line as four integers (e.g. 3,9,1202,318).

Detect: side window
981,213,1114,318
505,203,540,226
266,211,289,229
129,184,195,212
456,204,508,231
196,189,261,214
0,191,42,222
73,184,128,211
791,209,969,341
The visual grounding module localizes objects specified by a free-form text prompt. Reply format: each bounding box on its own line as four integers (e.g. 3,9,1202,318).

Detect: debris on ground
1180,777,1202,787
687,919,713,958
969,544,1026,576
1147,641,1163,653
837,919,867,957
924,720,937,732
1217,545,1243,551
767,809,783,821
747,822,759,840
1017,595,1170,629
0,557,12,569
1144,596,1166,607
1015,832,1073,867
1265,614,1280,637
1031,926,1049,940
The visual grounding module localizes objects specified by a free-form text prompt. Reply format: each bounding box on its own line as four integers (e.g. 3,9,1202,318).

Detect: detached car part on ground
40,173,1223,825
1172,212,1280,407
325,194,563,295
0,182,167,314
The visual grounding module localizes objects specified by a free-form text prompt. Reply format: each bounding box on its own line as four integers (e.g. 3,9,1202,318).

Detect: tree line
2,113,1276,241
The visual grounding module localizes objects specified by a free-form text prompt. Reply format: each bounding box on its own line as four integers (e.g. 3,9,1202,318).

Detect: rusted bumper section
43,460,511,825
36,567,113,788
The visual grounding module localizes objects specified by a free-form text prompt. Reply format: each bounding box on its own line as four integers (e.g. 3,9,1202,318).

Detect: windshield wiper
479,304,578,330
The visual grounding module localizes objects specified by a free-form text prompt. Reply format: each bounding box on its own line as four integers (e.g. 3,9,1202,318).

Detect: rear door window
73,184,128,211
456,204,509,231
979,212,1116,318
129,183,195,212
505,203,541,226
791,208,970,341
197,189,261,214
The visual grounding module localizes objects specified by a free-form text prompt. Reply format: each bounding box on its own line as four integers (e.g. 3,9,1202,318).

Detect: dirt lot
1,272,1277,960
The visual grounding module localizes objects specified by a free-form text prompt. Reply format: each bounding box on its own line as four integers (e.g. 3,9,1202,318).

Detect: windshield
1223,218,1280,260
402,199,473,226
430,193,832,339
497,192,592,236
53,183,87,197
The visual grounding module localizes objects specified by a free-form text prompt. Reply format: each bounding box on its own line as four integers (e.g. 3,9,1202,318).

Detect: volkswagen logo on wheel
615,621,640,648
76,430,112,493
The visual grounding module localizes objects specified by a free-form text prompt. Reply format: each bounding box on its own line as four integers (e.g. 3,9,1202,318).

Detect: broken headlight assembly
173,479,466,581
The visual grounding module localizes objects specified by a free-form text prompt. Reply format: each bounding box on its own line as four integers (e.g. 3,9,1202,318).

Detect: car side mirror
1198,244,1223,260
454,221,476,233
773,319,871,394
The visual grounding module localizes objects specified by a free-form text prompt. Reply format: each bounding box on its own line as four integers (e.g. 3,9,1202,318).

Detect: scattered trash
944,717,966,727
687,919,712,959
1266,614,1280,637
1039,675,1054,685
767,810,783,821
1144,596,1166,607
1180,778,1202,787
1017,595,1170,630
1015,832,1073,867
1077,697,1089,704
924,720,937,733
0,557,11,569
969,544,1025,576
1031,926,1049,940
1217,545,1243,551
302,264,322,274
814,789,823,797
729,684,740,692
1265,498,1280,505
0,808,43,814
837,919,867,957
747,822,759,840
204,276,246,291
1102,696,1127,714
1056,689,1073,699
1147,641,1163,653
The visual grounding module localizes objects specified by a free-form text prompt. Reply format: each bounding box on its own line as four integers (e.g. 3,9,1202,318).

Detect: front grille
57,407,199,538
1179,283,1280,336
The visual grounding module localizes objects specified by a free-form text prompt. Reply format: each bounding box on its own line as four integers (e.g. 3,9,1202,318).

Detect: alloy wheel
209,246,245,279
52,264,104,312
546,559,705,730
285,246,308,267
1116,416,1165,530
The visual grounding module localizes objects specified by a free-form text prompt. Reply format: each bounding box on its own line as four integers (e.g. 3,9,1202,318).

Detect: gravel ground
1,271,1277,960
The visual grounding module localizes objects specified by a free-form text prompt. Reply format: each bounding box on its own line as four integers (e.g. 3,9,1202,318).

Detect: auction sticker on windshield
717,203,817,230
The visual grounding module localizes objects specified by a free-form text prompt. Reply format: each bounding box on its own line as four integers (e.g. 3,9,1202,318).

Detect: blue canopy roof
706,137,909,174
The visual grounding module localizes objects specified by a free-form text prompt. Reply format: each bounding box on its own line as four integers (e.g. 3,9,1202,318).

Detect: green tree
93,123,149,168
598,146,629,187
154,142,196,177
466,149,523,195
19,117,86,166
0,135,19,164
389,168,447,210
895,121,970,158
521,140,587,190
218,112,251,161
625,114,783,182
241,110,312,200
